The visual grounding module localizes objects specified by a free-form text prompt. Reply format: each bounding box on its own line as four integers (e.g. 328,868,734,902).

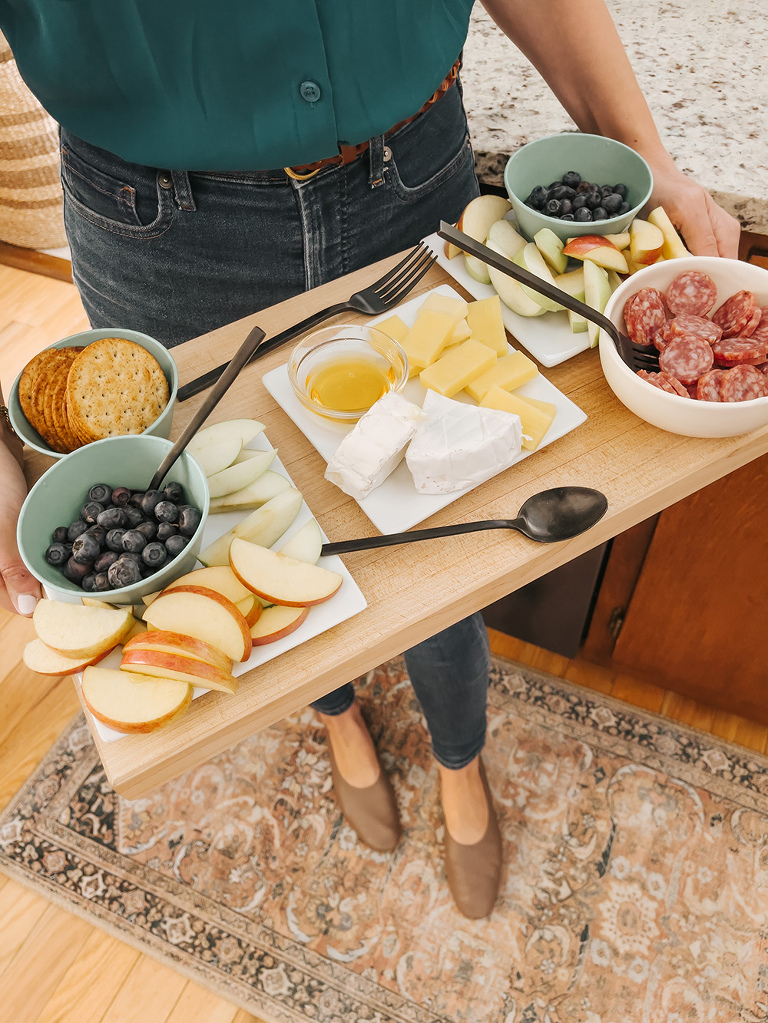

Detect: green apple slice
511,243,565,313
486,241,547,317
583,259,612,348
533,228,568,275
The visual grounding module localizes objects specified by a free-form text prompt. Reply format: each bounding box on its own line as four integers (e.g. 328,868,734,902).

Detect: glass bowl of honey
288,324,409,422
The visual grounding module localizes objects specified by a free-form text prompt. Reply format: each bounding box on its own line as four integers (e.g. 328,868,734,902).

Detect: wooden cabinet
584,453,768,721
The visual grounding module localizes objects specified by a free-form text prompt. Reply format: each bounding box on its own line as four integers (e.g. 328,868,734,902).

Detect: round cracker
19,347,82,450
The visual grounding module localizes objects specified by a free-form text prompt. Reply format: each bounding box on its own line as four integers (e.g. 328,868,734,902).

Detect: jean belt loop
368,134,386,189
170,170,197,211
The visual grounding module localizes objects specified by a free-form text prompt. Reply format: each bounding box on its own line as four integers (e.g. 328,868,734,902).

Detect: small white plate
78,434,368,743
262,284,588,534
424,230,592,367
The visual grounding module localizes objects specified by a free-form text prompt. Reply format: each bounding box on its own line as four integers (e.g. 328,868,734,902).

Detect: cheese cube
464,350,539,401
466,295,508,356
374,314,409,344
420,292,469,325
449,318,472,345
479,386,556,450
400,310,456,369
419,339,497,397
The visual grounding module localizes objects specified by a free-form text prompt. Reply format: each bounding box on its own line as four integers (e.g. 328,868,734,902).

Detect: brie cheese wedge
406,390,523,494
324,391,426,501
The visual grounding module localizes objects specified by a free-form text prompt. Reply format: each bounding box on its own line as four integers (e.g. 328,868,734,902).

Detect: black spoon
320,486,608,556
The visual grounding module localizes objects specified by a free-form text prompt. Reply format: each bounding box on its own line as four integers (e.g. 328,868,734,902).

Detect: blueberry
93,572,111,592
141,542,168,569
154,500,178,523
52,525,70,545
107,557,142,588
122,505,145,528
88,483,113,504
545,198,562,216
586,191,603,210
177,505,202,537
81,573,98,592
94,550,119,573
602,192,623,215
97,506,126,530
121,529,148,553
163,481,185,503
571,193,589,211
559,198,573,217
574,207,593,222
561,170,581,189
551,184,575,202
526,185,549,210
575,180,593,194
592,207,608,221
560,213,575,221
72,531,101,564
617,201,630,215
155,522,177,542
129,491,145,509
111,486,132,507
164,534,190,559
600,184,615,197
613,183,628,200
140,490,164,517
64,557,92,584
105,528,127,553
136,520,158,541
80,501,104,525
67,519,88,542
45,543,71,566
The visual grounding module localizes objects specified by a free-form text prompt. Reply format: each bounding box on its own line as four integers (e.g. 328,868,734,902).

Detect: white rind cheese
324,391,426,501
406,390,523,494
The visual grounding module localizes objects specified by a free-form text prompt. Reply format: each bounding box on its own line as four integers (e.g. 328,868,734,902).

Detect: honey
308,355,394,413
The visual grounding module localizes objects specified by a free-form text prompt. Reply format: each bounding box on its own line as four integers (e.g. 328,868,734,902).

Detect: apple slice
604,232,631,251
229,538,343,607
162,564,253,603
82,666,192,734
206,448,276,499
444,239,462,260
23,638,111,676
120,648,239,695
484,230,546,318
123,629,233,672
647,206,689,260
562,235,629,274
567,309,589,334
464,253,491,286
188,434,243,477
33,600,135,659
629,217,665,266
486,218,527,259
250,605,310,645
583,259,612,348
142,585,252,662
208,470,293,513
199,487,304,567
123,619,147,642
553,268,585,302
457,194,513,245
276,519,323,564
533,228,568,275
187,418,264,455
512,243,565,312
236,593,263,627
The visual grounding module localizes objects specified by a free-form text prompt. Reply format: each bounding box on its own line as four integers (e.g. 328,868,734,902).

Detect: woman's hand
0,422,40,616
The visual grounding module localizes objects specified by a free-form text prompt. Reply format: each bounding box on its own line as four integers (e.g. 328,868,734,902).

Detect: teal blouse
0,1,475,170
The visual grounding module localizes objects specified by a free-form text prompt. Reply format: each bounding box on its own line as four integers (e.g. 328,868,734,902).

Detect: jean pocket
385,128,474,205
61,141,174,239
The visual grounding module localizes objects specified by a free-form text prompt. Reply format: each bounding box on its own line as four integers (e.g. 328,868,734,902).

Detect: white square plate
424,231,592,367
262,284,588,533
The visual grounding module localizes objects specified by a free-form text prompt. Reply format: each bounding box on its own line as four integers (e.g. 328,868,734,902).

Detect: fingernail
15,594,38,616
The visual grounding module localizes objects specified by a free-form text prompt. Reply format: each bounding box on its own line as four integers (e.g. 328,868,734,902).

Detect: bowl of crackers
8,328,177,458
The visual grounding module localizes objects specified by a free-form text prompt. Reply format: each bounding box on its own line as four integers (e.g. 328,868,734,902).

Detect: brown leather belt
284,58,461,181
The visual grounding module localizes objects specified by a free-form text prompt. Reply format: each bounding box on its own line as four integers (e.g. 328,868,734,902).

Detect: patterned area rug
1,656,768,1023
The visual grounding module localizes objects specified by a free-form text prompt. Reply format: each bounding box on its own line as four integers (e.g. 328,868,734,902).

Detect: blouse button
299,80,321,103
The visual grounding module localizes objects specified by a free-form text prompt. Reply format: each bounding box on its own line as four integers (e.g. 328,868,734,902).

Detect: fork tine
382,253,437,305
375,246,436,303
368,243,428,294
372,243,433,298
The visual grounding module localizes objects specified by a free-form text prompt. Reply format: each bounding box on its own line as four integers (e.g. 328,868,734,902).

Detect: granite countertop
461,0,767,234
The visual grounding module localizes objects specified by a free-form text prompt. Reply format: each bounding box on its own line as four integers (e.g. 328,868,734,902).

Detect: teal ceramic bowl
18,435,209,606
8,327,178,459
504,133,653,242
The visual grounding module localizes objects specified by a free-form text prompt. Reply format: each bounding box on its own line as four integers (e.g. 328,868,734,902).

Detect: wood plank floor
0,262,765,1023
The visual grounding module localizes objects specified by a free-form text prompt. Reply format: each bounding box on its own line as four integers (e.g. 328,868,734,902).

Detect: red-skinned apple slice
82,666,192,734
629,218,664,266
229,538,342,607
562,235,629,274
163,565,254,604
123,629,234,672
23,638,112,676
119,649,239,695
647,207,689,260
33,599,135,659
236,593,263,627
250,604,310,645
142,585,252,662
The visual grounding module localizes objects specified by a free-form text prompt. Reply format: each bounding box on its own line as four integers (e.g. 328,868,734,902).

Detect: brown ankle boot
328,745,402,852
443,759,503,918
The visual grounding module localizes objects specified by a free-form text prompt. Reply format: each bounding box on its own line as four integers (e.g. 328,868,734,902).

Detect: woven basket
0,31,66,249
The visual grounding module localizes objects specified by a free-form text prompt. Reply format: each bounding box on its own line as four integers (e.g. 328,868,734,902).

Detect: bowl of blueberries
18,434,209,606
504,132,654,242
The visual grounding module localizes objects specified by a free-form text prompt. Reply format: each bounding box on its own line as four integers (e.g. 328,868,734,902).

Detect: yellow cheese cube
516,394,558,418
401,310,456,370
464,350,539,402
420,292,469,325
374,314,409,344
479,386,556,450
448,318,472,345
466,294,508,356
419,340,497,398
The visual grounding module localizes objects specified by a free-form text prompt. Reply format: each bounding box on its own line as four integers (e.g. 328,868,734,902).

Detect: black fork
437,222,660,372
177,242,437,401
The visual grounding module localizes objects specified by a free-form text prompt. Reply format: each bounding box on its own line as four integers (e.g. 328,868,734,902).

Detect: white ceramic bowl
600,256,768,437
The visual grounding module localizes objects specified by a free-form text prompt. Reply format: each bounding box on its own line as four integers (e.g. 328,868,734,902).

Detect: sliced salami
696,369,726,402
652,326,669,353
636,369,689,397
712,290,758,338
711,334,768,367
659,337,714,384
623,288,667,345
720,364,767,402
737,306,763,338
665,271,717,316
660,313,722,346
749,307,768,345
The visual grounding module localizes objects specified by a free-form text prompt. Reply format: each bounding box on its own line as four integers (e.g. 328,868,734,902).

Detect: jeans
60,77,490,769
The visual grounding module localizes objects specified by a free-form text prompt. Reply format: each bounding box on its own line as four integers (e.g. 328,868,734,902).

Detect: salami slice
659,337,714,384
711,334,768,367
712,290,758,338
696,369,726,402
660,314,722,346
636,369,689,397
737,306,763,338
720,364,767,402
623,288,667,345
749,307,768,345
665,271,717,316
652,326,669,353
